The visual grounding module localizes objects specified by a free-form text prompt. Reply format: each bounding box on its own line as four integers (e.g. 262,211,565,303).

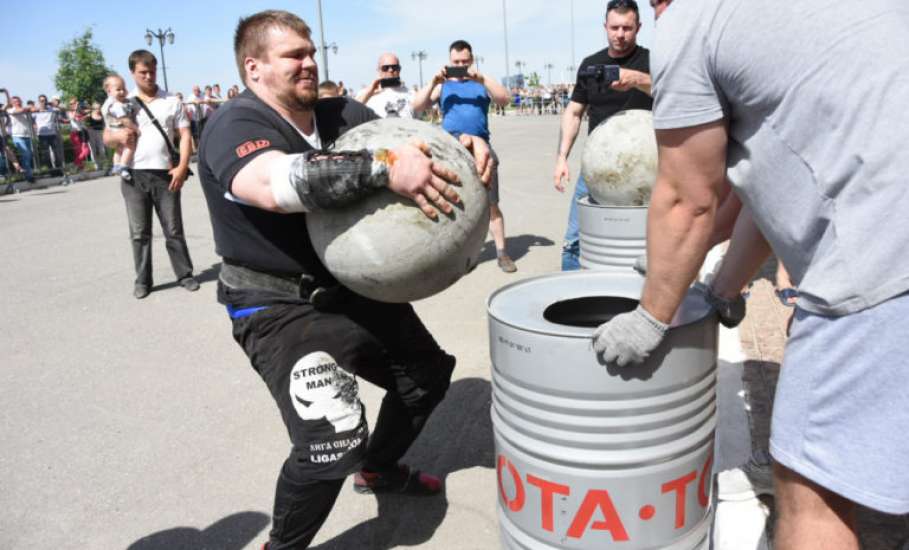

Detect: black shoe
179,277,200,292
134,285,150,299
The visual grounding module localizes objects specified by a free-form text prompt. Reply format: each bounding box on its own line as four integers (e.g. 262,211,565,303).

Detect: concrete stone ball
580,109,657,206
306,118,490,303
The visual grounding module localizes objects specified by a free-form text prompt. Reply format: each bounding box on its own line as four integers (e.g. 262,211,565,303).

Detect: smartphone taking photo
446,66,469,79
379,77,401,88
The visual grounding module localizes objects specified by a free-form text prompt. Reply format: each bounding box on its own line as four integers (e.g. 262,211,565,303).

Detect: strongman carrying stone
198,10,492,549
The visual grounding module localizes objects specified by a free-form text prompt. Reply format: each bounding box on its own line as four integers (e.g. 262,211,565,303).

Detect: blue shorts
770,291,909,514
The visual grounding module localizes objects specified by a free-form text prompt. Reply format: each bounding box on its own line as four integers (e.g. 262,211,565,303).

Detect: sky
2,0,658,101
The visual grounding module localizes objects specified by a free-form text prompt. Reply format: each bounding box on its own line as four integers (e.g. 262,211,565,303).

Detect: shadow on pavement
150,263,220,292
478,233,555,264
313,377,494,550
126,510,270,550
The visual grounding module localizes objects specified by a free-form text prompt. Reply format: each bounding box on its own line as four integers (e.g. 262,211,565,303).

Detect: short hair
318,80,339,97
38,94,47,102
234,10,312,84
449,40,473,55
103,74,124,91
128,50,157,71
605,0,640,22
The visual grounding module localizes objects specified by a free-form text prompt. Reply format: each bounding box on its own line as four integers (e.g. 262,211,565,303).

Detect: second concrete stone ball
581,109,657,206
306,118,490,303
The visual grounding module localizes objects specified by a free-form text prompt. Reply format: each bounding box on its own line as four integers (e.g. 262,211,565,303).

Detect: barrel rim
487,271,714,338
577,195,649,210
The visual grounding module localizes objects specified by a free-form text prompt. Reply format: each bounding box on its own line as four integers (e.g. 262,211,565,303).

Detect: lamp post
411,50,428,88
144,28,174,92
475,55,485,73
544,63,555,86
316,0,338,80
502,0,510,85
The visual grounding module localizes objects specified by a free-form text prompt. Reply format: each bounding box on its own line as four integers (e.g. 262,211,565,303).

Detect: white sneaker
717,457,774,501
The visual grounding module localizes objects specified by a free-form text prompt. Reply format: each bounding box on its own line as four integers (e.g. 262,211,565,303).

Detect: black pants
228,289,455,549
120,170,194,288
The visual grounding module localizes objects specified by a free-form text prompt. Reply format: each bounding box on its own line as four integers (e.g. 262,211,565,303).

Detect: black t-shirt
570,45,653,134
198,89,377,287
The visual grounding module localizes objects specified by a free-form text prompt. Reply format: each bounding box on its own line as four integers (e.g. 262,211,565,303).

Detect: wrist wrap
286,149,390,211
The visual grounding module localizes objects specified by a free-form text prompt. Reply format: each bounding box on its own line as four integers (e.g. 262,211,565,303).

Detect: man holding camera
356,53,419,119
553,0,654,270
103,49,199,299
413,40,516,272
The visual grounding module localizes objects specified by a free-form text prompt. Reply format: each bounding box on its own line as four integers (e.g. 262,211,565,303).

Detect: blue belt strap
226,305,268,319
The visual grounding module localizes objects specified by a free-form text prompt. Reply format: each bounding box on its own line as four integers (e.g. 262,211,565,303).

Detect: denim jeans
561,175,589,271
11,136,33,179
120,170,194,287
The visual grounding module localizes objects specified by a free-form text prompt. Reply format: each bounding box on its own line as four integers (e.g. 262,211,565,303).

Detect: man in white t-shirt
2,90,35,182
355,53,422,119
33,94,65,171
103,49,199,299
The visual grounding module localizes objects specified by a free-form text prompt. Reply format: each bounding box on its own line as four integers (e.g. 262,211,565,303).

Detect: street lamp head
145,31,153,46
166,30,175,44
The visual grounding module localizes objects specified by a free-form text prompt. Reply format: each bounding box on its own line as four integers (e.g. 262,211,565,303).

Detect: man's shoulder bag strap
134,96,193,175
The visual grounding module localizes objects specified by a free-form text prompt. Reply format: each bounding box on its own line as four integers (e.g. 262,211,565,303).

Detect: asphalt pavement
0,115,572,550
4,113,905,550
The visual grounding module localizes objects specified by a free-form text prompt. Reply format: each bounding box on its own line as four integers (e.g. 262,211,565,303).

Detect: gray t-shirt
651,0,909,316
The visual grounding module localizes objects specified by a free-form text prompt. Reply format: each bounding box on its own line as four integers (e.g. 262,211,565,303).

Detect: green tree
527,72,542,88
54,28,112,104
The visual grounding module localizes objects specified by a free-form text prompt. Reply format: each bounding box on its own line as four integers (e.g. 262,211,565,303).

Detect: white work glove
592,305,668,367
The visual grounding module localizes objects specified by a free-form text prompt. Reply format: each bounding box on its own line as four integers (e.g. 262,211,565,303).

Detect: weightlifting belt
219,262,345,308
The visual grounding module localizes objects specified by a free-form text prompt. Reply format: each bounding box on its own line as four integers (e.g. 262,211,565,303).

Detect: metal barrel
577,196,647,271
487,271,718,549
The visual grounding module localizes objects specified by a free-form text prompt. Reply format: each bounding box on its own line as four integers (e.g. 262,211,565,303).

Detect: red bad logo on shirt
235,139,271,158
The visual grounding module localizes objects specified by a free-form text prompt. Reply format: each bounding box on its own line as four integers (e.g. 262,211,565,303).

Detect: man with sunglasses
355,53,420,119
593,1,909,548
553,0,655,271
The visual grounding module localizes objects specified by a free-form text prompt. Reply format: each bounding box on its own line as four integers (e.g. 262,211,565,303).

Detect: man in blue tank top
413,40,516,272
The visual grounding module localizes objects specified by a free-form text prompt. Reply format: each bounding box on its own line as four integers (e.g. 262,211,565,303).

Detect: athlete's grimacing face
255,26,320,110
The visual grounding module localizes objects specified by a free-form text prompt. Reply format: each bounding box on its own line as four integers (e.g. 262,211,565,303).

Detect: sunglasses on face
380,64,401,72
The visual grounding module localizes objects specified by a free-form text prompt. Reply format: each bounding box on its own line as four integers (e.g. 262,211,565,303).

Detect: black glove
694,282,746,328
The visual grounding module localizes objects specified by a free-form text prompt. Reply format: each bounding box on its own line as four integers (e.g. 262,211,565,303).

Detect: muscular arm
640,120,730,323
552,100,587,191
230,144,463,220
709,205,773,300
708,185,743,247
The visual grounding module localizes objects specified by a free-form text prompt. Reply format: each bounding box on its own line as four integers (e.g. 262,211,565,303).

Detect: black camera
578,64,621,82
379,77,401,88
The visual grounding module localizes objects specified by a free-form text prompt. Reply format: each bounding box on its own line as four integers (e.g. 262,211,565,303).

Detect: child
101,75,138,181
